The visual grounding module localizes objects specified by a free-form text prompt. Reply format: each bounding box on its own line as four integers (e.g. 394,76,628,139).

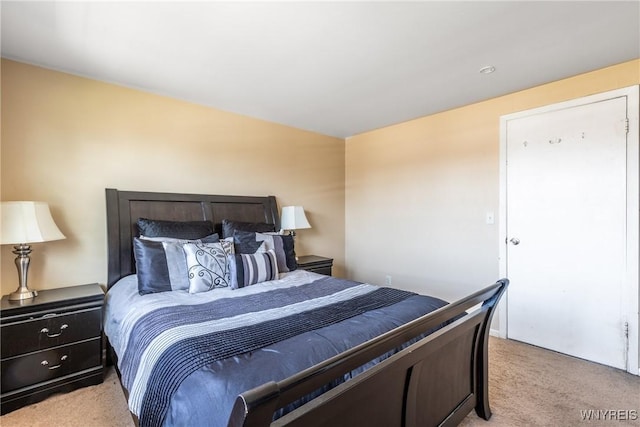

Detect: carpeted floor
459,338,639,427
1,337,638,426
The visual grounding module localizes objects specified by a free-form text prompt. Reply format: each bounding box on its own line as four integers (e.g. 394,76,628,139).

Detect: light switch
486,212,495,224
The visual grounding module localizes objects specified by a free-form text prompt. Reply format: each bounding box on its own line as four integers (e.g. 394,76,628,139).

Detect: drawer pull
41,355,68,370
40,324,68,338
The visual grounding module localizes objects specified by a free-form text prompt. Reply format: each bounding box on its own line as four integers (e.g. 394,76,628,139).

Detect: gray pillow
221,219,275,239
137,218,214,239
140,234,219,243
232,229,264,254
133,234,220,295
133,238,191,294
233,230,297,272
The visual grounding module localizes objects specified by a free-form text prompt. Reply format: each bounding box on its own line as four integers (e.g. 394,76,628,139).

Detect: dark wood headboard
105,188,279,288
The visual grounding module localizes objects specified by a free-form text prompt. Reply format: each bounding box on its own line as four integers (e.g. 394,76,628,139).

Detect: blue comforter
104,270,448,427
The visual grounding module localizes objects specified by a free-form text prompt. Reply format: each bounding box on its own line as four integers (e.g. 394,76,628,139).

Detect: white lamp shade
1,201,66,245
280,206,311,230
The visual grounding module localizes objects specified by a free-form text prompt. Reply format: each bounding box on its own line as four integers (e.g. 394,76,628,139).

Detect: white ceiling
2,1,639,138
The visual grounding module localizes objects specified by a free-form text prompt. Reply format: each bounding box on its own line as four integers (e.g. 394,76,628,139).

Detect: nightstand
0,283,105,414
297,255,333,276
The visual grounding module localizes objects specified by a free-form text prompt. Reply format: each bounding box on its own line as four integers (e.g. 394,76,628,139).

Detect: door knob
509,237,520,245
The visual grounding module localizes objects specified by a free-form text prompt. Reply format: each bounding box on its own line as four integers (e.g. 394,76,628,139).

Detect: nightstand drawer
306,266,332,276
1,338,101,393
1,307,102,358
297,255,333,276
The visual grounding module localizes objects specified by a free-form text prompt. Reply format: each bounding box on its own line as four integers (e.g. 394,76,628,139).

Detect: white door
503,89,638,372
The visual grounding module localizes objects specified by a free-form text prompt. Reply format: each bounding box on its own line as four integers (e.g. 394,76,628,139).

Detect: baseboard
489,328,501,338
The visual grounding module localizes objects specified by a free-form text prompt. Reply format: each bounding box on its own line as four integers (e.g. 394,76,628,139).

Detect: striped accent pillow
229,250,279,289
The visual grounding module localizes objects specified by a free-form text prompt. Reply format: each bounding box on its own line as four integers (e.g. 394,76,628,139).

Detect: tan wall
345,60,640,306
3,58,638,301
0,59,346,295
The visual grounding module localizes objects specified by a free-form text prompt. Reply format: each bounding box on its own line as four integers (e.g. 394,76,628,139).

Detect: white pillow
183,241,233,293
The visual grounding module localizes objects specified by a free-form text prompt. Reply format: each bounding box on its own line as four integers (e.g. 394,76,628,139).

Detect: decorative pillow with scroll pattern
183,241,234,293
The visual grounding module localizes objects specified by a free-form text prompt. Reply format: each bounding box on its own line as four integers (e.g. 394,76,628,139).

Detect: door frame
497,85,639,375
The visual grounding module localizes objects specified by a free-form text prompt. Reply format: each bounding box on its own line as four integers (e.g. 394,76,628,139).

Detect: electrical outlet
385,275,392,286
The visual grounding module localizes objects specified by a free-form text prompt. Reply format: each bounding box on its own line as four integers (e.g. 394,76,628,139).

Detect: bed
104,188,508,427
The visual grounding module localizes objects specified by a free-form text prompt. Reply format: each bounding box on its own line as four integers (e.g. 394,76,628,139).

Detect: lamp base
8,288,38,301
288,230,300,261
8,244,37,301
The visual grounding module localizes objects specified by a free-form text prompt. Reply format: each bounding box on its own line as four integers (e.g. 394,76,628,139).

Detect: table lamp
280,206,311,259
1,201,66,300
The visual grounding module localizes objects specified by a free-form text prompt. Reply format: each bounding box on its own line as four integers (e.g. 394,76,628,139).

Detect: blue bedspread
104,271,448,427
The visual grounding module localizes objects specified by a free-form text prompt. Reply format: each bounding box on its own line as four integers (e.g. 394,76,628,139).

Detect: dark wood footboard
229,279,508,427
